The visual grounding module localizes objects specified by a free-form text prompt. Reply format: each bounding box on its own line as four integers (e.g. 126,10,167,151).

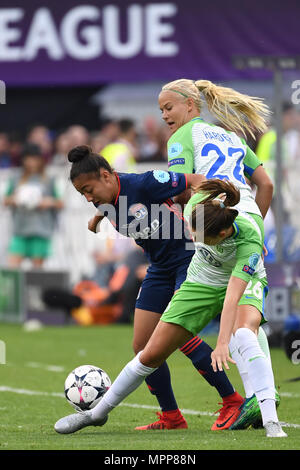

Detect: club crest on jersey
129,203,148,220
153,170,170,183
168,142,183,158
248,253,260,269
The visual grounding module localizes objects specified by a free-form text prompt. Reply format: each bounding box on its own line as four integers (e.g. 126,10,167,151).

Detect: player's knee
132,340,144,355
234,327,258,355
235,327,256,343
140,349,163,369
132,334,151,354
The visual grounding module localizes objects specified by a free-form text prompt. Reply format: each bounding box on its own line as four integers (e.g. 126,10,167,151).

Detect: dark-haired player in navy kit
67,145,244,431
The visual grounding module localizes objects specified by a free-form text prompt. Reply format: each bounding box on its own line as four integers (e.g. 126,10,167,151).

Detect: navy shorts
135,257,192,314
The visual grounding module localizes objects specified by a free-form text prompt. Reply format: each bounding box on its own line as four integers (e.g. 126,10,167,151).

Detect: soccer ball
64,364,111,411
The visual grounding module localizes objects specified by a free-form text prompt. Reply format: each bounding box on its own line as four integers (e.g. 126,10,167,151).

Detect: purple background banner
0,0,300,86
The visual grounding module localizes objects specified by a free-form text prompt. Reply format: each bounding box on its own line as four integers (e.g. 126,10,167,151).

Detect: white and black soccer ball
64,365,111,411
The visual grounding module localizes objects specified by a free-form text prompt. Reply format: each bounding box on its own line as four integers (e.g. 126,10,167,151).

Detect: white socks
91,352,156,421
259,398,277,425
229,326,272,399
257,326,272,365
233,327,277,425
229,334,254,398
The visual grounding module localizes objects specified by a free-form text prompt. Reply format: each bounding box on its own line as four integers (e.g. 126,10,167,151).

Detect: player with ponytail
161,78,269,139
59,145,245,433
159,78,277,428
55,178,286,438
159,78,273,218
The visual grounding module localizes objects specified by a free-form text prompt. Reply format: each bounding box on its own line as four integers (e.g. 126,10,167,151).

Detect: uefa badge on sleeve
153,170,170,183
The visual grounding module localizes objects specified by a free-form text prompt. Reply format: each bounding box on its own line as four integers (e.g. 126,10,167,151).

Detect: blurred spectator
89,131,107,154
50,125,90,169
138,116,171,163
89,120,121,154
8,132,24,167
94,118,120,152
3,143,63,269
0,132,12,168
139,116,161,162
285,110,300,164
156,123,171,162
100,118,138,172
27,124,53,162
66,125,89,147
104,244,149,324
91,219,135,288
284,109,300,235
255,102,299,224
51,130,72,169
255,102,298,185
70,244,149,326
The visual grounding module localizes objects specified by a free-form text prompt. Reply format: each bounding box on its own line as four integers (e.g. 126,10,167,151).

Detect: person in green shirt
159,78,273,219
4,143,63,268
158,78,277,427
54,178,286,438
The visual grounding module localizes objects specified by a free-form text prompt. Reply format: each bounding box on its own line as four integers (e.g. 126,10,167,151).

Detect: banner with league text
0,0,299,86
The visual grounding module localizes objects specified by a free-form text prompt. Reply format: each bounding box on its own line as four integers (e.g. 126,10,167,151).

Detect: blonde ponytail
194,79,270,139
161,78,270,139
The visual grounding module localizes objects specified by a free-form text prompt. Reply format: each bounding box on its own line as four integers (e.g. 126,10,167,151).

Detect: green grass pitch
0,322,299,451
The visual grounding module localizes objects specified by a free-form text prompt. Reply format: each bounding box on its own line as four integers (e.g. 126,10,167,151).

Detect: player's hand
262,244,268,261
211,343,235,372
88,215,102,233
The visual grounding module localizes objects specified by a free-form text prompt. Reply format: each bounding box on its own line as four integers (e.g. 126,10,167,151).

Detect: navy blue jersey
97,170,194,270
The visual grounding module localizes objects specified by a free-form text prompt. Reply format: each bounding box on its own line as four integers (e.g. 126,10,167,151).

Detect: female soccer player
159,78,272,219
158,78,276,427
55,178,287,438
60,145,244,431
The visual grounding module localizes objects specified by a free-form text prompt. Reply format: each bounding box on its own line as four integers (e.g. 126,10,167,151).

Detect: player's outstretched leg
55,412,108,434
54,353,156,434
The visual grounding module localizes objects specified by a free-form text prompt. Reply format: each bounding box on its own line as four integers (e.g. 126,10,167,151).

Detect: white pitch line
25,362,65,373
0,386,64,398
0,386,300,429
116,401,214,416
281,392,300,398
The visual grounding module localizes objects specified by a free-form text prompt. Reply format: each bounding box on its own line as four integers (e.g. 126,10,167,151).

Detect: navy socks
145,361,178,412
180,336,235,398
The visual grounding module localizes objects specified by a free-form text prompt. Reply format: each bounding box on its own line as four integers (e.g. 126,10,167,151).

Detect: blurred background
0,0,300,354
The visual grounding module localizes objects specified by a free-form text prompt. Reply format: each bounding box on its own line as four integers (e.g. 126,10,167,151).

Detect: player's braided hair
191,179,240,238
161,79,270,139
68,145,113,181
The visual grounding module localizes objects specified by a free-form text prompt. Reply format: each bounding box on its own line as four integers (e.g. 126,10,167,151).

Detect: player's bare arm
250,165,274,219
